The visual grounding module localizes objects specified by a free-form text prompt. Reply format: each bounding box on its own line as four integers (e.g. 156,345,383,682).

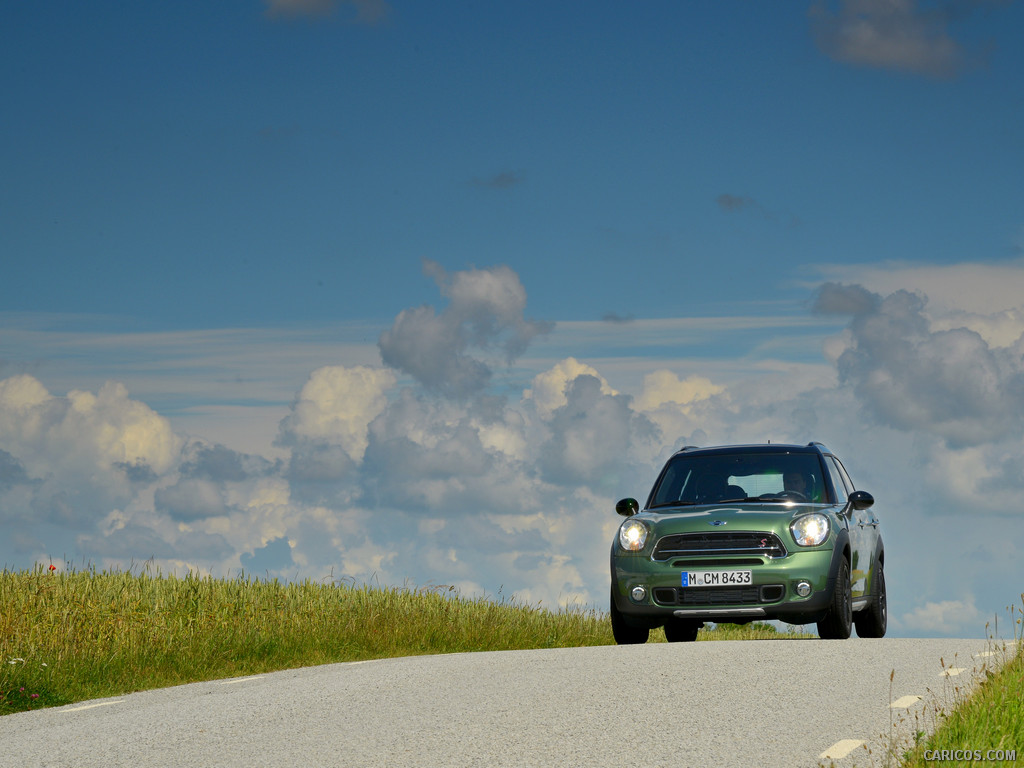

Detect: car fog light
795,581,812,597
630,586,647,602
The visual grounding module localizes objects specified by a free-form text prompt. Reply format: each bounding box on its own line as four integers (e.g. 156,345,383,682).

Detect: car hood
640,503,832,532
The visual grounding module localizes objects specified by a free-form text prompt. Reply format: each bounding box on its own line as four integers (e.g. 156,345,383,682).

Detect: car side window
832,457,856,494
825,456,850,503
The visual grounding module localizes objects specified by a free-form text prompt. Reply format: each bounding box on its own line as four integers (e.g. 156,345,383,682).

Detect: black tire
817,558,852,640
854,562,887,638
610,588,649,645
663,619,701,642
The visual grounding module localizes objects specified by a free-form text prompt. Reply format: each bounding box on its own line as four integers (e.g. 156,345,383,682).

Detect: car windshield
649,452,827,507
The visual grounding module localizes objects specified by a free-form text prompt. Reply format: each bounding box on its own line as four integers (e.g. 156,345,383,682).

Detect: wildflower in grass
49,564,57,572
31,694,39,700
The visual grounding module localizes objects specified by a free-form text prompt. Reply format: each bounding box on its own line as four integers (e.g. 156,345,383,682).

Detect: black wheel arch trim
868,538,885,598
828,528,851,585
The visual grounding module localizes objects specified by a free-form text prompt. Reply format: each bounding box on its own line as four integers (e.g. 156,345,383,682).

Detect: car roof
672,442,832,457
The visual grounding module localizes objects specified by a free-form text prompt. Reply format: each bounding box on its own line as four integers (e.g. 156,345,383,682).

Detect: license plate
681,570,752,587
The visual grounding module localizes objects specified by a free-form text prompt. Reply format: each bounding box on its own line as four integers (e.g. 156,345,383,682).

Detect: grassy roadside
0,565,806,715
895,598,1023,768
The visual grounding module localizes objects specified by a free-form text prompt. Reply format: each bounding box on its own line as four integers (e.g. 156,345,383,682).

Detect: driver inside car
784,471,821,502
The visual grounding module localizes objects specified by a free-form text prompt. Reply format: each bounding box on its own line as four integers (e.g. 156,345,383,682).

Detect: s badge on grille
709,520,727,526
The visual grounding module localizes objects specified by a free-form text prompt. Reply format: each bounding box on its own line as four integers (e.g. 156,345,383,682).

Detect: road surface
1,637,1016,768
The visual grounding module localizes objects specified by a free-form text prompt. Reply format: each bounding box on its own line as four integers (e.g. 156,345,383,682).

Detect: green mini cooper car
610,442,885,643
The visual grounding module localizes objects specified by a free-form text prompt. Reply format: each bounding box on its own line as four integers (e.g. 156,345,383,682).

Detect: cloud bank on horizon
3,261,1024,638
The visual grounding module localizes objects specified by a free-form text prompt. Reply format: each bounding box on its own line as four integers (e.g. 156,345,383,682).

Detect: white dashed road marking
218,676,265,685
941,667,966,677
820,739,864,760
63,701,123,713
890,695,922,708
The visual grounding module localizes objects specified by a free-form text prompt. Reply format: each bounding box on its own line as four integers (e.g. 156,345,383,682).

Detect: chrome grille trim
652,531,787,561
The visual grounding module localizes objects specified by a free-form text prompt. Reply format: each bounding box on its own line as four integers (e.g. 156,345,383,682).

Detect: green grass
0,565,806,715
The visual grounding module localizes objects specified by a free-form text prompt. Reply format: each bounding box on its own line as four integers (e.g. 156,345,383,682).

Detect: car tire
610,588,650,645
817,558,852,640
854,562,887,638
663,620,700,642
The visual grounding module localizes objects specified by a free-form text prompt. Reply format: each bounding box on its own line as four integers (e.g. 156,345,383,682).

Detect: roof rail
675,445,700,453
807,441,830,452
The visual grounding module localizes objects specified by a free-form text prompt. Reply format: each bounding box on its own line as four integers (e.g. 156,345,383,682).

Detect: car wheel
663,620,701,642
817,558,852,640
854,561,887,638
610,588,649,645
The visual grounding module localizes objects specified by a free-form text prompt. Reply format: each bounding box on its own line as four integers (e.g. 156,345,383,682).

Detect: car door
827,455,873,599
833,456,879,599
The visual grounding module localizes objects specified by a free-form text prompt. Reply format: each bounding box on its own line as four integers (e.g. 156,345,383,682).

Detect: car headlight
790,514,830,547
618,519,649,552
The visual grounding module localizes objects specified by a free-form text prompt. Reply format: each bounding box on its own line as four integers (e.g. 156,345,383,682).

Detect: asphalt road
1,637,1016,768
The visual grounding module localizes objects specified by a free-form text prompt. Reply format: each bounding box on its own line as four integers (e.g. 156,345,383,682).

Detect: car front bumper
611,545,844,627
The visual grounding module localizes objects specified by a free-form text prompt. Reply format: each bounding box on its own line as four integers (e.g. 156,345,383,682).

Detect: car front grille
653,585,785,606
652,531,787,561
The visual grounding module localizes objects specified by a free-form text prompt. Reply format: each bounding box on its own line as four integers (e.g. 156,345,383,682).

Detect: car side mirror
616,498,639,517
849,490,874,510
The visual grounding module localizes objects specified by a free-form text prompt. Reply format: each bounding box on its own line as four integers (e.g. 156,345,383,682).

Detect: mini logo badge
709,520,727,526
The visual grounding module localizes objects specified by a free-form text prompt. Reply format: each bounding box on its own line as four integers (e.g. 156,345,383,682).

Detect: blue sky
3,0,1024,637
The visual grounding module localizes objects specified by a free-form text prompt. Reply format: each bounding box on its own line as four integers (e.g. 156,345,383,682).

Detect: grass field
0,565,805,715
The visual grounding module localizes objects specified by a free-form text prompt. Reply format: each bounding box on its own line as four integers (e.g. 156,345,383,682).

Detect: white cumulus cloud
635,370,724,413
815,283,1024,447
540,374,658,487
0,375,179,475
524,357,616,420
278,365,395,463
897,597,983,636
378,261,552,398
0,375,182,526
